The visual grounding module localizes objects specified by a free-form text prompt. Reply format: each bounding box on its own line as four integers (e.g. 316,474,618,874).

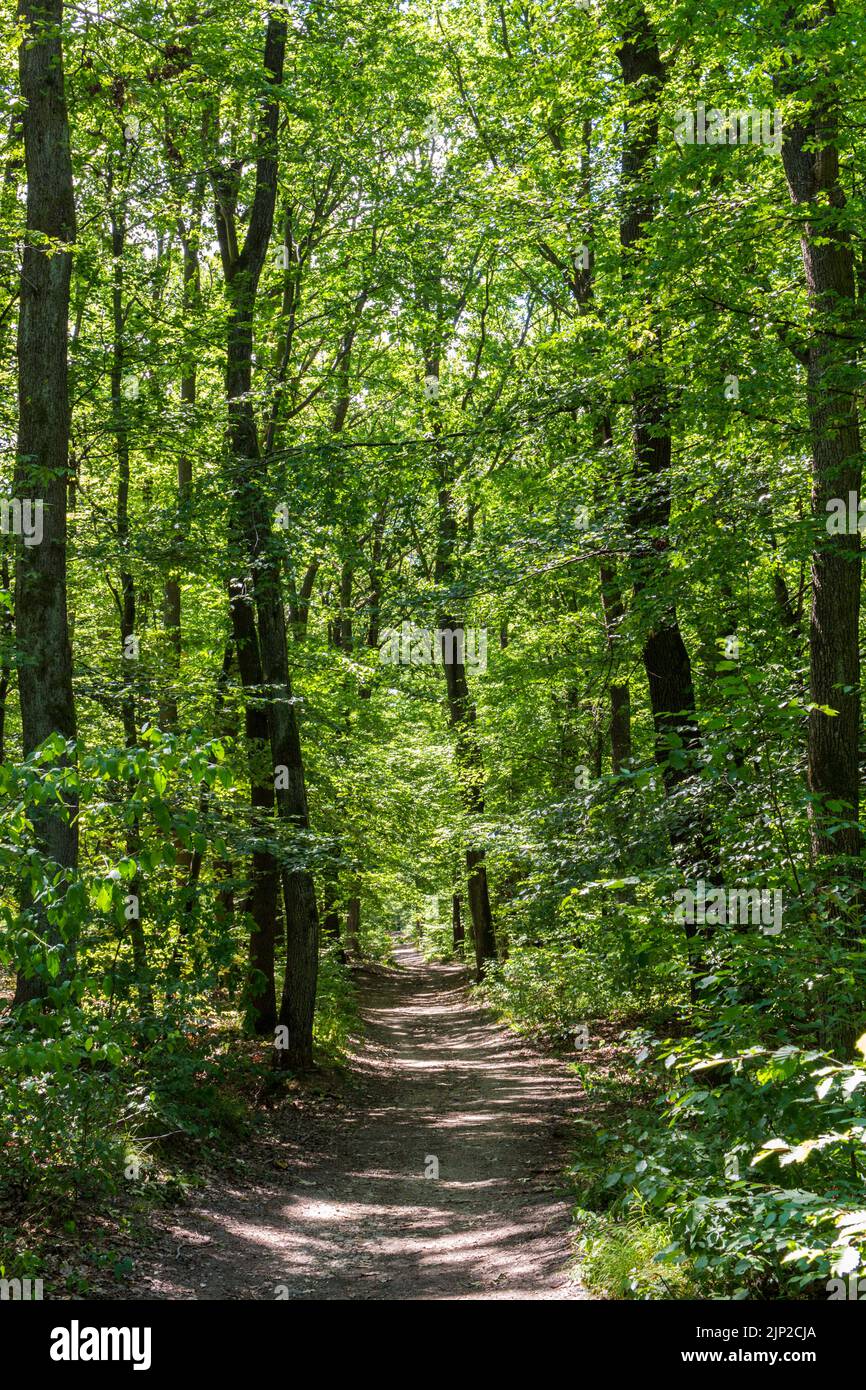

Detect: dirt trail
140,944,588,1300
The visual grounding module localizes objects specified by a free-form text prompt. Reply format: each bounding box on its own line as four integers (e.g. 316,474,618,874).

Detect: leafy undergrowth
478,899,682,1047
0,947,358,1297
415,919,463,965
470,871,866,1301
568,1028,866,1300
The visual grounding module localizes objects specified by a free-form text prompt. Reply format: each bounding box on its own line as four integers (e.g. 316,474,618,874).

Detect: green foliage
484,885,682,1039
576,1208,699,1300
570,1034,866,1299
1,0,865,1301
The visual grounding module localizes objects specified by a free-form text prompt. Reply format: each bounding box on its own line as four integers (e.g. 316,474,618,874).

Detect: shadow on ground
137,943,589,1301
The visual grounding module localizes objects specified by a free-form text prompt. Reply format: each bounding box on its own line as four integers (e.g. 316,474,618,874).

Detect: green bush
571,1034,866,1298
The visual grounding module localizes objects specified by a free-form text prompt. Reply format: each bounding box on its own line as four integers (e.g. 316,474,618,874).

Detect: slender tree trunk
366,510,385,651
0,148,18,769
108,198,150,1004
0,548,12,764
452,893,464,951
161,206,201,731
339,558,353,653
596,417,629,776
614,7,720,1003
321,881,347,963
13,0,79,1004
346,896,361,958
423,337,497,979
325,541,357,962
288,558,319,641
607,679,632,774
616,9,712,870
599,468,632,775
435,468,497,977
545,113,632,782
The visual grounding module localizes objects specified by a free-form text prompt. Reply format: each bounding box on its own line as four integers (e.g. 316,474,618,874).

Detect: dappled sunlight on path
140,943,588,1300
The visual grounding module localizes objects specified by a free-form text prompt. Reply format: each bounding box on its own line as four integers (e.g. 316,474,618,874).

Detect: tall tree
211,12,320,1066
777,2,862,877
615,5,712,877
13,0,78,1003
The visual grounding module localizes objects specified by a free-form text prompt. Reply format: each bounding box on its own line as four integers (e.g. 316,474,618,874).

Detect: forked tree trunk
213,14,319,1068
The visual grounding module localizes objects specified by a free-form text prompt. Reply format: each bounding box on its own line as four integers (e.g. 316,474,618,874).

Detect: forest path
140,942,588,1300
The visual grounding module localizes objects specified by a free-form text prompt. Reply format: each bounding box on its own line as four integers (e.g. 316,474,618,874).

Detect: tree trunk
13,0,78,1004
346,896,361,958
427,346,497,979
108,198,151,1005
0,548,12,765
616,9,713,875
613,8,720,1004
213,14,319,1068
339,558,353,653
543,111,632,786
600,554,632,773
229,578,279,1035
322,881,347,963
452,892,464,951
160,206,201,731
778,8,862,874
